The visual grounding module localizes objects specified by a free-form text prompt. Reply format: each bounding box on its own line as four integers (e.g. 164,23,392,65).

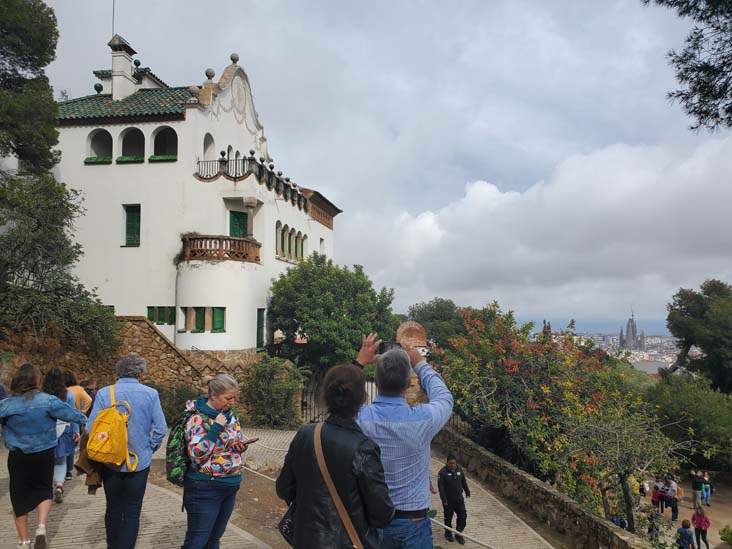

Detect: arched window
235,150,241,160
301,235,308,260
281,225,289,258
289,229,296,260
275,221,282,257
85,129,113,164
151,127,177,160
295,232,303,261
203,133,216,160
118,128,145,163
227,145,233,160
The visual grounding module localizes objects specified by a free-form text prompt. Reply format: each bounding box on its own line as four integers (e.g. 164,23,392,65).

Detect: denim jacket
0,391,87,453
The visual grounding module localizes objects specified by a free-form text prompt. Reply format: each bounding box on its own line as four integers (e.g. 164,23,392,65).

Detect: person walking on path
354,334,454,549
42,368,80,504
0,363,86,548
87,355,168,549
691,470,704,509
676,519,695,549
63,370,92,478
277,364,394,548
691,506,710,549
81,379,97,417
181,374,251,548
666,474,679,522
438,454,471,544
702,472,712,506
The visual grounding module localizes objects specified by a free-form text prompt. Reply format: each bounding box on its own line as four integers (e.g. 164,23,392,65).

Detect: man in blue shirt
355,334,453,549
87,354,168,549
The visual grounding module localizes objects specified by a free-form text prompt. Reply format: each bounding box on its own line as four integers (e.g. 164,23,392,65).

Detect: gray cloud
45,0,728,323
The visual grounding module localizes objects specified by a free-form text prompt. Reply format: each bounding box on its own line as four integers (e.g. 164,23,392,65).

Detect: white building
54,35,340,351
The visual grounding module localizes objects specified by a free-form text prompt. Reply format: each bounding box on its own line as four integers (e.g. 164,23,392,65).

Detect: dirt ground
638,474,732,548
148,460,289,548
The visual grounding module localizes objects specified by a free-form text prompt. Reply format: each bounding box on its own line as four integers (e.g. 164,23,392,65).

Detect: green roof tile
57,87,193,123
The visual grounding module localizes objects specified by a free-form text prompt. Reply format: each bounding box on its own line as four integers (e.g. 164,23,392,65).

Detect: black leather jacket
276,415,395,548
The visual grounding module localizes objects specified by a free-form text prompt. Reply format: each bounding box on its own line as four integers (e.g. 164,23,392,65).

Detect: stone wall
435,427,651,549
179,348,262,379
1,317,202,390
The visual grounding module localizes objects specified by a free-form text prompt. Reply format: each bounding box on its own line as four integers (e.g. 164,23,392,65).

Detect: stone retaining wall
435,427,651,549
0,317,265,391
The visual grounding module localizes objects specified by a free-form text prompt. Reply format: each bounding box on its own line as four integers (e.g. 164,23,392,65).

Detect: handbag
314,422,364,549
277,502,295,546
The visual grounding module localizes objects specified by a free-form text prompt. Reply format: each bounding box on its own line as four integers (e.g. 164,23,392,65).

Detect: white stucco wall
56,68,335,350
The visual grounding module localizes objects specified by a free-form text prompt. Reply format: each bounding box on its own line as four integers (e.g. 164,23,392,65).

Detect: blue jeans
381,517,433,549
182,478,240,549
101,466,150,549
54,456,67,484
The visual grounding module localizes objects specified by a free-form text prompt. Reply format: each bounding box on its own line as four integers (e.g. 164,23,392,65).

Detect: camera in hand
378,341,401,354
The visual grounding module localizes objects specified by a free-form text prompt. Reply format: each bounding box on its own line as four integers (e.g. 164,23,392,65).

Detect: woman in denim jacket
0,363,86,548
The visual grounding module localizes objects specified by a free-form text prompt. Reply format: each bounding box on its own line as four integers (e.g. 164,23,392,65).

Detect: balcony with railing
196,152,258,181
180,235,261,264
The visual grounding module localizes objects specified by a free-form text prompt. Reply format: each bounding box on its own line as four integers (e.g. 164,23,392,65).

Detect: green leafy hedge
84,156,112,164
148,154,177,162
240,356,303,428
116,155,144,164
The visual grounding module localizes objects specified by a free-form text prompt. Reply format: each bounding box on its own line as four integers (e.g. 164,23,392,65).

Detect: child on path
676,518,695,549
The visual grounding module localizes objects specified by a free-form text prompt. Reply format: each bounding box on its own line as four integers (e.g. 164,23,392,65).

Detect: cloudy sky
46,0,732,333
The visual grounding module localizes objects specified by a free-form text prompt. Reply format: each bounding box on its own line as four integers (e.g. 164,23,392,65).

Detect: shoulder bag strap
110,384,116,406
314,422,363,549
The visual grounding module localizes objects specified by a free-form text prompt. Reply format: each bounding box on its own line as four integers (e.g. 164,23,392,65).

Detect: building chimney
108,34,137,101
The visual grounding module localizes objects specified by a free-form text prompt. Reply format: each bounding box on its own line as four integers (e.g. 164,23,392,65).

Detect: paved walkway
242,428,554,549
0,449,270,549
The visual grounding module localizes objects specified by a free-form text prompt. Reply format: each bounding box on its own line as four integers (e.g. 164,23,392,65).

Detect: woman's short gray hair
208,373,238,396
116,354,147,379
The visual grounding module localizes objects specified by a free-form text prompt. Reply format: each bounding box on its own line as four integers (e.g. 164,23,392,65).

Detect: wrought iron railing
181,235,261,264
196,158,253,179
196,160,220,179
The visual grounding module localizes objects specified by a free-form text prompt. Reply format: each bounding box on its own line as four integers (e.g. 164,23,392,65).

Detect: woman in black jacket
276,364,395,548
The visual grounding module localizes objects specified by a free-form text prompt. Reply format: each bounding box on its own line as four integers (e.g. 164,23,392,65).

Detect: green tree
646,371,732,469
407,297,465,349
268,254,396,370
642,0,732,131
0,0,117,354
0,0,60,171
567,398,683,534
0,172,118,353
667,279,732,392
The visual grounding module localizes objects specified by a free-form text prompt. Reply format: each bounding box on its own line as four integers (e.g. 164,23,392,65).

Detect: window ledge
211,329,226,334
149,155,178,163
116,156,145,164
84,156,112,165
120,244,140,248
191,329,204,333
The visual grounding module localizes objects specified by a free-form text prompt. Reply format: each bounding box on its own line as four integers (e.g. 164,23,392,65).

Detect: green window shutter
229,211,248,238
256,308,265,348
147,306,155,321
289,234,294,257
280,230,286,256
194,307,205,332
212,307,225,332
168,306,176,325
156,306,167,324
124,205,140,246
300,238,304,259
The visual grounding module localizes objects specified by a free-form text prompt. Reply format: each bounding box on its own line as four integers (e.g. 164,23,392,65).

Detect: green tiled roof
58,87,193,123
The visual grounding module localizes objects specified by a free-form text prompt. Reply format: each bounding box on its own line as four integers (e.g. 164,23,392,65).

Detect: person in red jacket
691,506,710,549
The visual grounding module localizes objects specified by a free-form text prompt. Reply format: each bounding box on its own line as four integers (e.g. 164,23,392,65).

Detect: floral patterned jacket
184,397,246,482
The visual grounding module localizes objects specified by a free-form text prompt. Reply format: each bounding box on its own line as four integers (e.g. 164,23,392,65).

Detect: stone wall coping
436,427,651,549
115,315,200,375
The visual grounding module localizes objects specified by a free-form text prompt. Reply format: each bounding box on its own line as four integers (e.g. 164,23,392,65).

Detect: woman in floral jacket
182,374,251,548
